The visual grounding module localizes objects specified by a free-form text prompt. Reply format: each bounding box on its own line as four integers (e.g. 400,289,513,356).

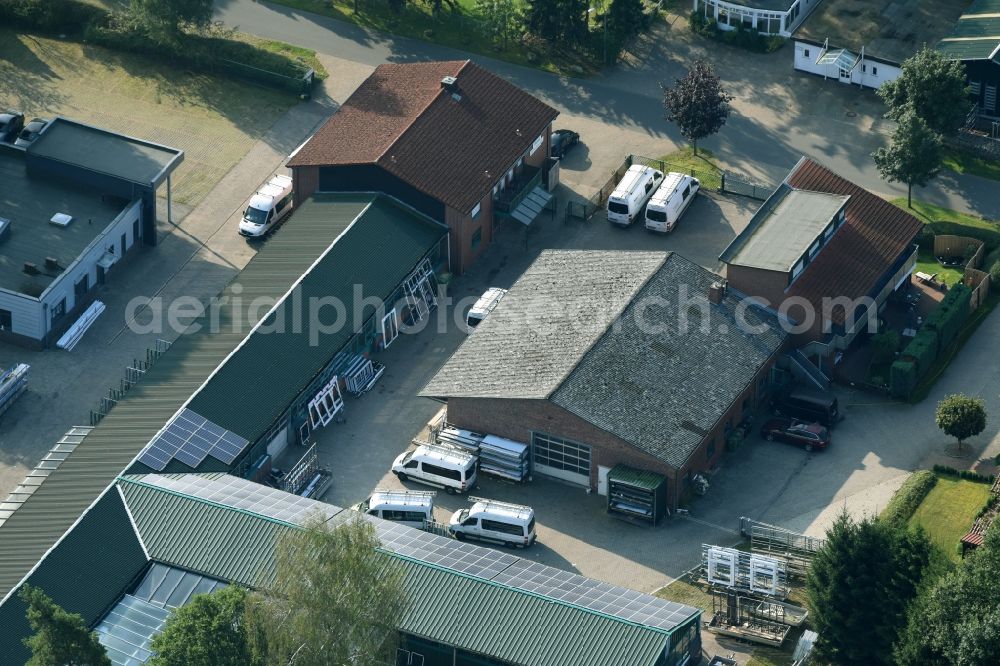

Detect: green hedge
891,359,917,399
0,0,104,35
923,283,971,351
900,329,938,376
881,470,938,526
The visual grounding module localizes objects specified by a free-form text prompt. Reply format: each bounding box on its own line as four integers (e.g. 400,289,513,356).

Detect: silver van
449,497,536,548
392,443,478,494
355,490,435,529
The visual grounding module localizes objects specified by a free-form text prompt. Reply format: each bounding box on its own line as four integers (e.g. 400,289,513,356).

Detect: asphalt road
214,0,1000,220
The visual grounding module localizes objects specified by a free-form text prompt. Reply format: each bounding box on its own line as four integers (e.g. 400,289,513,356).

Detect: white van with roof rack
606,164,663,226
644,172,700,233
392,443,478,495
448,497,536,548
239,174,294,238
355,489,435,529
466,287,507,332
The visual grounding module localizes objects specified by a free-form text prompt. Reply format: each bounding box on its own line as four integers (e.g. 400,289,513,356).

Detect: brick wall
292,166,320,206
444,189,493,276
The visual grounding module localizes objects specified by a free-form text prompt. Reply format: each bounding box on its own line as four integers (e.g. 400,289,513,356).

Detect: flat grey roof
0,151,128,295
715,0,797,12
725,188,849,272
28,118,183,188
421,250,668,400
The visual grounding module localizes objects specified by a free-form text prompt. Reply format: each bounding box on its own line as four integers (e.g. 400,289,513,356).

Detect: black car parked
771,386,840,428
550,129,580,159
0,111,26,143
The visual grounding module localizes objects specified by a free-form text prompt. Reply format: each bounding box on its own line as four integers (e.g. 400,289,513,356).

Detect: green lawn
656,147,724,189
236,34,330,80
654,572,712,612
915,248,965,287
265,0,599,75
893,199,1000,251
944,148,1000,183
908,476,992,562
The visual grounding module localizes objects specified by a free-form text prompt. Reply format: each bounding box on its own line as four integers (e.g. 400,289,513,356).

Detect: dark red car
760,418,830,452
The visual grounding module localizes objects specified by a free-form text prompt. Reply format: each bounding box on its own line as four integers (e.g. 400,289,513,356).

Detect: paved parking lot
307,190,756,592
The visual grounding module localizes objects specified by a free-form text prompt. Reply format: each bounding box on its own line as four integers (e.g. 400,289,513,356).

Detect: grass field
0,29,295,207
909,476,992,562
893,199,1000,247
657,147,724,189
944,148,1000,183
915,248,965,287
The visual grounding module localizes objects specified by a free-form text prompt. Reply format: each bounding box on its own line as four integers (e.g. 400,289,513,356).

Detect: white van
355,489,435,529
606,165,664,226
466,287,508,332
239,174,294,237
645,173,700,233
449,497,536,548
392,444,478,495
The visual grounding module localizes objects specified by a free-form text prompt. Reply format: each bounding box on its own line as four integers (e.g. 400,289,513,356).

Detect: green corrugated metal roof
0,197,371,601
0,488,148,665
396,560,671,666
187,194,448,443
938,38,1000,60
117,475,693,666
607,464,666,491
968,0,1000,14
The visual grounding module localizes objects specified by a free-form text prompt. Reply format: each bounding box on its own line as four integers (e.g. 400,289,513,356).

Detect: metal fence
564,154,773,222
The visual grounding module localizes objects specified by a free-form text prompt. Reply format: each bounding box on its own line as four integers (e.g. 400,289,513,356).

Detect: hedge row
2,0,313,94
932,465,995,484
890,283,972,398
689,11,785,54
881,470,938,526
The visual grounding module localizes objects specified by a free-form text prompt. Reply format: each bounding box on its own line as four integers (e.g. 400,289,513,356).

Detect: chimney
709,281,726,305
23,262,39,276
441,76,457,91
45,257,60,271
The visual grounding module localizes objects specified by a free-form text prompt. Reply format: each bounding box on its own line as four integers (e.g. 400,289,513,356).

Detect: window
823,224,834,240
530,133,544,155
307,377,343,428
808,239,820,259
471,227,482,249
970,81,982,96
804,48,810,58
839,67,850,79
0,309,10,331
682,185,690,199
644,180,653,193
471,202,481,218
51,298,66,324
532,432,591,479
381,309,399,349
862,64,866,73
74,274,89,301
482,520,524,536
383,510,428,522
791,260,804,279
422,463,461,481
872,66,878,76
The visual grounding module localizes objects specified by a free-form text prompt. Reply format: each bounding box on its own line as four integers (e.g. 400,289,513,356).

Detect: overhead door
531,432,591,486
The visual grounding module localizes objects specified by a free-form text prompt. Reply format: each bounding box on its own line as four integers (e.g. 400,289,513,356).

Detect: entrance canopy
508,186,554,226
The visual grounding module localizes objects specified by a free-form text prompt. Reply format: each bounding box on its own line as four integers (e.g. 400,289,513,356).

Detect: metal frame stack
0,363,29,418
436,427,484,454
340,355,385,396
281,444,332,499
478,435,529,482
702,545,789,599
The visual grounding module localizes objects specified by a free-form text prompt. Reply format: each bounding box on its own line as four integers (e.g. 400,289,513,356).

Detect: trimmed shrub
923,283,971,351
881,470,937,526
890,359,917,399
0,0,105,34
932,465,995,484
900,329,938,376
871,330,902,365
688,11,784,53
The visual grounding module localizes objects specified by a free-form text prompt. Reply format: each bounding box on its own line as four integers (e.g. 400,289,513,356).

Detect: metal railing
494,166,542,214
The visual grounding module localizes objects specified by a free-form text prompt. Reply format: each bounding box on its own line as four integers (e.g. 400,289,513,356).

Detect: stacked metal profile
0,363,29,417
436,427,529,482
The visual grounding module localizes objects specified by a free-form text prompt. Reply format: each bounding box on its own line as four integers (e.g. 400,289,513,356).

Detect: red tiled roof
288,60,559,213
961,531,985,548
785,158,923,325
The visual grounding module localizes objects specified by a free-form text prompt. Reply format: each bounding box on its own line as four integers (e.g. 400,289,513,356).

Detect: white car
449,497,536,548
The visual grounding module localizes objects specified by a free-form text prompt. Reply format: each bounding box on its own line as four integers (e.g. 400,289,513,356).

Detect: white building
691,0,824,37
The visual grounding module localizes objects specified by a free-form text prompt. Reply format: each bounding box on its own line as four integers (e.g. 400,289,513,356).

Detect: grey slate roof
421,250,668,399
423,251,787,469
552,254,787,468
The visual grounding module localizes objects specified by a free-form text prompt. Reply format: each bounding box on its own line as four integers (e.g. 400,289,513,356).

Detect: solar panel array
136,409,249,471
131,473,698,633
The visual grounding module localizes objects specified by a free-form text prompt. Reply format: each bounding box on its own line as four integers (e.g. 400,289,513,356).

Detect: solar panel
136,409,250,471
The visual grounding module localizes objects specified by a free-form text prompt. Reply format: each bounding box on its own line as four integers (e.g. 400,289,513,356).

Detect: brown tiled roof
288,60,559,213
785,158,923,325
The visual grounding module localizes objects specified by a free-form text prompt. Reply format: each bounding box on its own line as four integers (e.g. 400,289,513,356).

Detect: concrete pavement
214,0,1000,220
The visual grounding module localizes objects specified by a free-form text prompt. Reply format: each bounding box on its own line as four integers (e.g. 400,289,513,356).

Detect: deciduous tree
936,393,987,452
525,0,588,46
662,59,733,156
129,0,212,38
20,584,111,666
896,522,1000,665
872,108,943,207
246,516,409,666
477,0,520,51
879,47,970,136
608,0,646,43
147,586,261,666
806,511,933,665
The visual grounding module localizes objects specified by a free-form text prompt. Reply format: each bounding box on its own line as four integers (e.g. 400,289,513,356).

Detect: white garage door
532,432,592,486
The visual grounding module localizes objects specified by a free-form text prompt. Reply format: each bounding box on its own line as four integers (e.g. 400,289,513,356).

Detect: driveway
214,0,1000,220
